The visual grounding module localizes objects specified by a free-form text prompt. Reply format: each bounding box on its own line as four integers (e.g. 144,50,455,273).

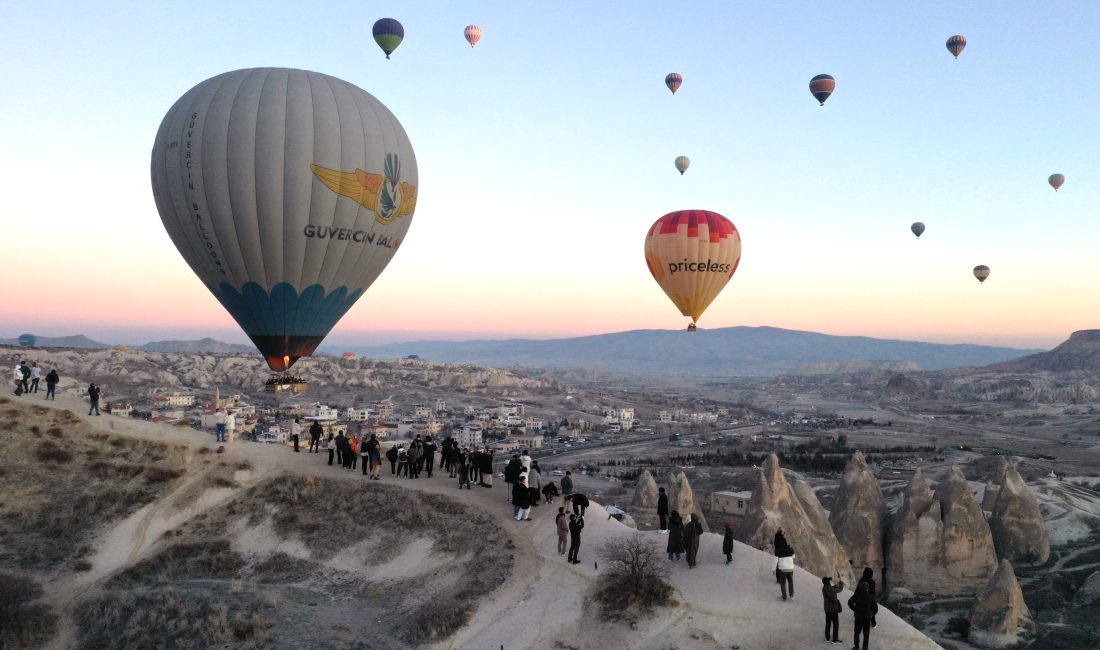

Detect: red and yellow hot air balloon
644,210,742,330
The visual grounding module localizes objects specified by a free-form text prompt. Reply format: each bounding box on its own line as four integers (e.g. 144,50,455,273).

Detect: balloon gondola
151,68,418,372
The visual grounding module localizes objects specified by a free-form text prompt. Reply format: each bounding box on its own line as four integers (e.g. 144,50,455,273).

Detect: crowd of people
11,361,59,400
264,375,306,386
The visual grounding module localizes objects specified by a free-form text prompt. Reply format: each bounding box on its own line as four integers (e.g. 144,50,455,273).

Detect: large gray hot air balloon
151,68,418,372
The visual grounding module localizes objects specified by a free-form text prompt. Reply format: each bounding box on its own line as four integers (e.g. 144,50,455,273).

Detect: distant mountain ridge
1,335,251,354
987,329,1100,373
326,326,1044,377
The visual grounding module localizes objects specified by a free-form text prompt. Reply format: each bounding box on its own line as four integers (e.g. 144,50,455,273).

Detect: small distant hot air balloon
17,333,36,347
665,73,682,95
946,35,967,59
809,74,835,106
1048,173,1065,192
342,351,356,360
911,222,926,239
373,18,405,59
674,156,690,175
644,210,742,329
464,25,481,48
973,265,990,284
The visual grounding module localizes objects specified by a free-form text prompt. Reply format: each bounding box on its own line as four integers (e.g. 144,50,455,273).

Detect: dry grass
0,401,185,572
75,589,268,650
0,573,57,649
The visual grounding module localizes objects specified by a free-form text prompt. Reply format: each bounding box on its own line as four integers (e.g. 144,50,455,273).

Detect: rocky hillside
989,330,1100,373
0,347,567,396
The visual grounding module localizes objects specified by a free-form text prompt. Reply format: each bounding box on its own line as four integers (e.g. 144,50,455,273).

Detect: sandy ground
27,393,941,649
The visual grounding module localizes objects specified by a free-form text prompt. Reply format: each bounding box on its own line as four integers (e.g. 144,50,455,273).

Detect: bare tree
595,533,675,619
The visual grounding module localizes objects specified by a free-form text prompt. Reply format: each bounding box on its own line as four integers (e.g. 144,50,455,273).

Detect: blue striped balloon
946,35,967,59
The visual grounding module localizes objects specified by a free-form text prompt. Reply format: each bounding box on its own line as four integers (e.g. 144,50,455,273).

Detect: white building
435,399,447,413
308,403,339,420
414,404,432,418
659,410,673,423
710,491,752,516
456,424,483,448
499,403,525,417
346,407,374,422
373,401,395,420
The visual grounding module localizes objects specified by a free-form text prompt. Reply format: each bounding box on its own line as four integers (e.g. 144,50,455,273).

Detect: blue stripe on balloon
211,281,364,337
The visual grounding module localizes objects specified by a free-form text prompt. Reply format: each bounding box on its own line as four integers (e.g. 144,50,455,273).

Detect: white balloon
151,68,418,370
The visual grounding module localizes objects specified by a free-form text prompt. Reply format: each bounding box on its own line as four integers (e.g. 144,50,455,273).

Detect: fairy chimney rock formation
888,466,998,594
632,470,659,508
988,459,1050,565
830,451,886,575
744,454,852,583
969,559,1030,649
631,470,660,529
667,470,709,533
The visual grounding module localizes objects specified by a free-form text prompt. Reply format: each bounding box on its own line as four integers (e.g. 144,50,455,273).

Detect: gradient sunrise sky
1,1,1098,349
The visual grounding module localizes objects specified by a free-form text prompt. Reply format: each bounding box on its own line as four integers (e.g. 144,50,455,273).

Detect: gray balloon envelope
150,68,418,371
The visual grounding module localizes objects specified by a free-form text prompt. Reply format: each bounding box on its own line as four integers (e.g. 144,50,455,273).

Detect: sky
2,1,1098,350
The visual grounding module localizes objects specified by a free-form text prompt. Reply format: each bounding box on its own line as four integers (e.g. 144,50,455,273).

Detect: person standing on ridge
567,512,584,564
44,369,59,400
657,486,669,532
513,475,532,520
87,382,100,415
722,522,734,564
504,454,521,501
289,417,301,452
478,447,494,487
821,576,845,645
666,511,685,561
848,581,877,650
19,361,31,394
309,420,322,453
684,513,702,568
12,363,23,396
214,409,227,443
225,410,236,441
366,434,382,480
555,506,569,555
29,362,40,393
519,449,532,474
857,567,877,600
386,443,398,475
560,470,574,498
422,435,436,477
774,526,796,601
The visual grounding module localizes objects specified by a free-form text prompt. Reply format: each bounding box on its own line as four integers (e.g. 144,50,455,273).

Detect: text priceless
668,259,733,275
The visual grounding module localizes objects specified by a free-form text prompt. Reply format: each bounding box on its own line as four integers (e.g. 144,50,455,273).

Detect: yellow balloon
644,210,742,324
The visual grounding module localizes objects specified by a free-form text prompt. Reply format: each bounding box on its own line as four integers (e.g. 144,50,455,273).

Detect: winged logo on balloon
309,153,417,224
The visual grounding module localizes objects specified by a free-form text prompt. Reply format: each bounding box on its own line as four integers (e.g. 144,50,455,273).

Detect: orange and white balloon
464,25,482,48
644,210,742,326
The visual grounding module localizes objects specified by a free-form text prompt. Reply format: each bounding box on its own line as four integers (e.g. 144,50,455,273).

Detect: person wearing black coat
822,576,845,644
774,527,793,556
309,421,323,453
666,511,685,561
567,513,584,564
385,444,398,475
512,477,531,520
657,487,669,531
722,522,734,564
478,448,494,487
857,567,877,600
542,481,560,504
847,581,878,650
567,492,589,516
683,514,703,568
422,437,436,477
44,369,59,400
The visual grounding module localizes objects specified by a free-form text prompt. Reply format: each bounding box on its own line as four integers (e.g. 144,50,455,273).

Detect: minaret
215,386,222,409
